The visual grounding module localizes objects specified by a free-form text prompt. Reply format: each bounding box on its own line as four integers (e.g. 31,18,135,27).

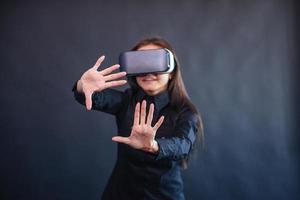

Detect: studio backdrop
0,0,299,200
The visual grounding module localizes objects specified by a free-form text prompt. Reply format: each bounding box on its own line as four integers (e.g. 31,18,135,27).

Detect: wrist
152,140,159,153
142,140,159,154
149,140,159,154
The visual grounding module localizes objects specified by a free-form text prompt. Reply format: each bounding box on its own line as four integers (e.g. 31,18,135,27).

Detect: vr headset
119,48,175,76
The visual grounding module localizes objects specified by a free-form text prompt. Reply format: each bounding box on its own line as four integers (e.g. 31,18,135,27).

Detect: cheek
158,75,170,85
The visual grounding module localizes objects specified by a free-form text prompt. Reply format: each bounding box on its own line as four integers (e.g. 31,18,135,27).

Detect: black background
1,0,299,199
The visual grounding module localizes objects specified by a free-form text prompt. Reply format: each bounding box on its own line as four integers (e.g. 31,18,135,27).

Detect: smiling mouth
140,73,157,81
142,79,156,81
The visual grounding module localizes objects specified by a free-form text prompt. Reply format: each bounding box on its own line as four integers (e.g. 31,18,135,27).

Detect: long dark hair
128,36,204,168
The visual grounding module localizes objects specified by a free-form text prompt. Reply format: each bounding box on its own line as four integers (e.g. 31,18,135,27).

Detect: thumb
112,136,131,145
85,91,93,110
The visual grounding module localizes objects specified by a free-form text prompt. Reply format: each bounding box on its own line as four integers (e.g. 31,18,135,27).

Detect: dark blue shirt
72,85,198,200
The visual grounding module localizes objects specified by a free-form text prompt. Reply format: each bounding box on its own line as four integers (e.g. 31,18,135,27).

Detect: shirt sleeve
155,110,198,161
72,81,126,115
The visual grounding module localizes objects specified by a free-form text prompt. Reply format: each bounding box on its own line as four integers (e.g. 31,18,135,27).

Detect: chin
138,85,154,92
141,86,156,92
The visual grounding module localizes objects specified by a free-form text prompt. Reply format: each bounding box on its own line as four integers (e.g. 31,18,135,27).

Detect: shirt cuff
155,137,168,160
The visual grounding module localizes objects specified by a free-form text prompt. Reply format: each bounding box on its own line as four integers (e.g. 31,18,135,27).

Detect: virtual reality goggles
119,48,175,76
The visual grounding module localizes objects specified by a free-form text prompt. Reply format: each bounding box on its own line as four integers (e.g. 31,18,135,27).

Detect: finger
84,91,93,110
93,55,105,70
140,100,146,125
146,103,154,126
153,116,165,131
134,102,140,126
99,64,120,76
103,80,127,89
112,136,131,145
103,71,127,81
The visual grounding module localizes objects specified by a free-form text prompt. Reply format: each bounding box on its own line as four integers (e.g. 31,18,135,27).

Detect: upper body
72,37,203,200
72,86,198,200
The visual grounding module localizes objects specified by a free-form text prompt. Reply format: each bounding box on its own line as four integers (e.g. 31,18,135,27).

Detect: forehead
138,44,162,51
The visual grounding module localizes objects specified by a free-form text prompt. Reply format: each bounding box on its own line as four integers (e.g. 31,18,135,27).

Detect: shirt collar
135,89,170,111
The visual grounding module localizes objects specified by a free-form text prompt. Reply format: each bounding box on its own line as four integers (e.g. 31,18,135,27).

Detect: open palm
112,100,164,153
78,55,127,110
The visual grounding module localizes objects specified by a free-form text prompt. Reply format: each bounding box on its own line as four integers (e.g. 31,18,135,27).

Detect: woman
72,37,203,200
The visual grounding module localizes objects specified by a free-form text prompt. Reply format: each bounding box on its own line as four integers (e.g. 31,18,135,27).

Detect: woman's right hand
77,55,127,110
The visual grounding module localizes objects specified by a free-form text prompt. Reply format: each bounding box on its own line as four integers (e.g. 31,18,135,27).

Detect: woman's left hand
112,100,164,153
